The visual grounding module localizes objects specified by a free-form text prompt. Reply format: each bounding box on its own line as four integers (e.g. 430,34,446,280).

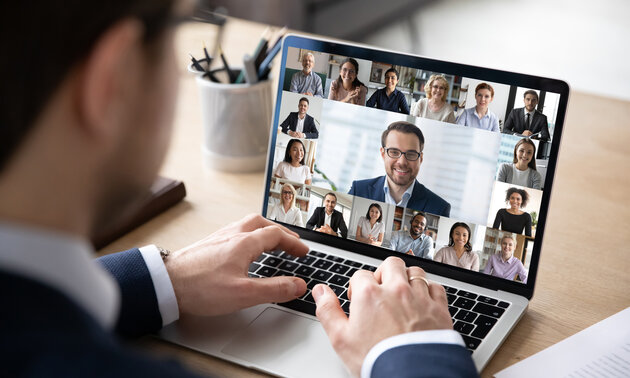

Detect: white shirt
296,115,305,134
511,164,531,187
268,203,304,227
357,216,384,240
273,161,312,183
0,222,178,329
324,211,332,227
383,179,416,207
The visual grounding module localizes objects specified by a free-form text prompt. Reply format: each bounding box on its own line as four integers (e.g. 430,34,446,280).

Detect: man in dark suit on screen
0,0,477,376
280,97,319,139
305,192,348,238
503,90,550,141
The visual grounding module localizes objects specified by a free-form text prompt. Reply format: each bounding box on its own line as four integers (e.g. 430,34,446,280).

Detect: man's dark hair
505,187,530,208
447,222,473,253
299,97,309,105
410,212,426,225
381,121,425,150
0,0,176,172
324,192,337,202
384,68,399,80
523,90,539,101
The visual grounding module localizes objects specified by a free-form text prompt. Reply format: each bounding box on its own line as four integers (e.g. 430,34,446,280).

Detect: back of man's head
0,0,175,172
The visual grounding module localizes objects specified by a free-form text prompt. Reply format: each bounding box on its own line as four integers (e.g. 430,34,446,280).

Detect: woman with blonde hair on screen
410,74,455,123
267,183,304,227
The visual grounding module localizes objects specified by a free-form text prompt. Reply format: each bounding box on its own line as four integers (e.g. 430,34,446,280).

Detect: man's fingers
347,269,377,302
242,226,309,261
239,277,307,307
313,284,347,347
374,256,408,285
428,281,448,304
407,266,430,293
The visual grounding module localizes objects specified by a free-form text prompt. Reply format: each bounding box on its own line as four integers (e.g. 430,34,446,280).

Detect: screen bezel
262,34,570,300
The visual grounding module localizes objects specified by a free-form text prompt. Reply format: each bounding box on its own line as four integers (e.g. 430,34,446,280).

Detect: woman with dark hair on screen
434,222,479,271
268,183,304,227
493,187,532,236
355,203,385,246
497,138,542,189
273,139,312,184
328,57,367,105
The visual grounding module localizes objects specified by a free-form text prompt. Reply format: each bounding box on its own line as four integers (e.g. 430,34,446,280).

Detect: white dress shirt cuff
360,329,464,378
139,245,180,326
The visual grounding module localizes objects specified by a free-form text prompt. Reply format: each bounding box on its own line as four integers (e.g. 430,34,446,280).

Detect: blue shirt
389,231,434,258
383,179,415,207
290,70,323,97
366,88,410,114
456,107,499,132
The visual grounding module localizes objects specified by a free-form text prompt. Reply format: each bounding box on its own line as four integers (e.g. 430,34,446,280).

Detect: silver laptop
160,34,569,377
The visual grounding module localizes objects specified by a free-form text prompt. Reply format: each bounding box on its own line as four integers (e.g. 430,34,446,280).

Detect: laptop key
268,250,283,256
279,252,297,261
295,266,316,278
325,255,345,263
472,315,498,339
472,303,505,318
454,309,478,323
262,256,282,267
339,290,349,301
362,264,377,272
329,264,349,275
497,301,510,309
346,267,358,277
448,306,458,317
313,259,333,270
255,254,266,263
249,262,261,273
296,256,316,265
444,285,458,294
307,279,326,290
278,299,316,316
453,321,474,335
477,296,498,305
457,290,478,300
248,273,260,278
309,251,326,258
344,260,363,268
341,301,350,314
447,294,457,305
461,335,482,350
273,270,294,277
453,297,475,310
303,292,315,303
277,261,299,272
329,274,349,286
328,284,345,297
312,270,332,281
258,266,278,277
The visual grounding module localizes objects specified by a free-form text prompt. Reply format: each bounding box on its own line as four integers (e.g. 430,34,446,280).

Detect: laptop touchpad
222,307,348,378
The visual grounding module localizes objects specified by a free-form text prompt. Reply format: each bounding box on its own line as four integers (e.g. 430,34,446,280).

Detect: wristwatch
157,246,171,261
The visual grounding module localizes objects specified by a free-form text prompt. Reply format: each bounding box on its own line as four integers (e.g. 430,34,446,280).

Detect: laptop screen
263,35,568,296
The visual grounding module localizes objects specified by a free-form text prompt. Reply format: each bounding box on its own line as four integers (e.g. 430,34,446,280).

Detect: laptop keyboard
248,249,510,352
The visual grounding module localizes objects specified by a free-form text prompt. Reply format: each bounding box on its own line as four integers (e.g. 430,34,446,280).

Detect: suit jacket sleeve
280,113,294,134
97,249,162,337
335,212,348,239
348,181,357,195
304,115,319,139
369,343,478,377
504,109,517,134
306,208,320,230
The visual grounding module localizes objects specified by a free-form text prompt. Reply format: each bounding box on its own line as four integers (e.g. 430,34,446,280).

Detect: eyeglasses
385,148,421,161
341,67,356,75
431,85,446,91
282,191,294,195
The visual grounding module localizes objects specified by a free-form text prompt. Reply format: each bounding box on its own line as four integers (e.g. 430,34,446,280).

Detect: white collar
0,222,120,329
383,178,416,206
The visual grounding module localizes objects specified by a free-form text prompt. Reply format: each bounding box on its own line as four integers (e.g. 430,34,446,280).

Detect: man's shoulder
410,182,451,215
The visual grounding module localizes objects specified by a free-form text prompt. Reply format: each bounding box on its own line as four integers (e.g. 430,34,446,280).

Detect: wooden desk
99,20,630,377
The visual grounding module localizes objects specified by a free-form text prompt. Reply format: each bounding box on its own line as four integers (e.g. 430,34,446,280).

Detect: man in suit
503,90,550,142
349,122,451,217
279,97,319,139
305,192,348,238
0,1,476,377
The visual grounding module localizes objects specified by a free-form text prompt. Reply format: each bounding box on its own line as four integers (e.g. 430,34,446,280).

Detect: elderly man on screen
290,52,323,97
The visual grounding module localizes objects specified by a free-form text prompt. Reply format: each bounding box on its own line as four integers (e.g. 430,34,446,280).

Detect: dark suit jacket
371,343,478,377
280,112,319,139
349,176,451,217
306,207,348,238
503,107,550,141
0,248,201,377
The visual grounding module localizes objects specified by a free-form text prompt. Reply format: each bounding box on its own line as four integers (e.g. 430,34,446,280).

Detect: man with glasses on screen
349,122,451,217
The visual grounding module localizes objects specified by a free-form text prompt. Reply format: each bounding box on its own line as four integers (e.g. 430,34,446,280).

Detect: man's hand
316,224,336,236
522,130,533,136
313,257,453,376
165,214,309,316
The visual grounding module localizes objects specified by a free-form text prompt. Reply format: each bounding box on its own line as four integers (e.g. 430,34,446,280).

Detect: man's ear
419,151,423,164
73,19,144,140
380,147,386,160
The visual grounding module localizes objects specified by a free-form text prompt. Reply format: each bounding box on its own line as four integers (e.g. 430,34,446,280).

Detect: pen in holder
189,63,272,173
